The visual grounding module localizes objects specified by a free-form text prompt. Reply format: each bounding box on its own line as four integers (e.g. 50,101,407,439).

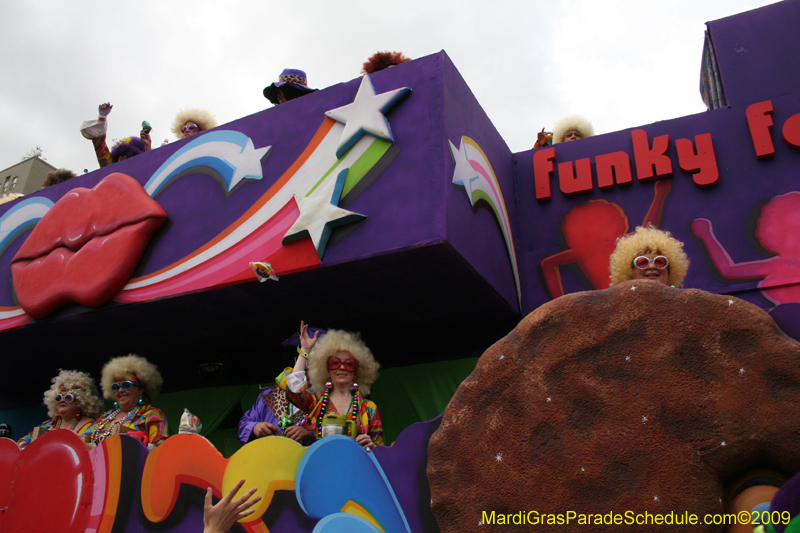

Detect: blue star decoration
282,168,366,259
325,75,411,158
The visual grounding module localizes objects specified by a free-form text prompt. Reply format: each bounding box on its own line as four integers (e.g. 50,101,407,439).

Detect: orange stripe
131,118,336,282
98,438,122,533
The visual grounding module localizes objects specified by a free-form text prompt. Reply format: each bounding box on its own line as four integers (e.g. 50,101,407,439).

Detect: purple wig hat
110,137,146,163
263,68,318,104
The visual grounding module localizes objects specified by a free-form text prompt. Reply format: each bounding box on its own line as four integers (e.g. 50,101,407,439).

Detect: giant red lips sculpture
11,173,167,319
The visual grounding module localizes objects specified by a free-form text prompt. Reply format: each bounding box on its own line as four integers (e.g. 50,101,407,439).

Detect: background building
0,155,57,197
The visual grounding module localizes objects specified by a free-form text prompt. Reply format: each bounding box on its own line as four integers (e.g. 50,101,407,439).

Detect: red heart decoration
0,438,19,527
0,430,93,532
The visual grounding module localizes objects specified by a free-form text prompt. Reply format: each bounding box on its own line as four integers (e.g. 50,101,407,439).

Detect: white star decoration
282,168,365,259
728,299,734,306
499,354,505,360
581,467,585,472
642,415,648,423
225,139,271,190
721,441,727,446
625,356,631,361
449,139,480,199
495,453,503,462
654,496,659,502
630,285,637,291
739,368,745,375
325,75,411,158
546,397,552,402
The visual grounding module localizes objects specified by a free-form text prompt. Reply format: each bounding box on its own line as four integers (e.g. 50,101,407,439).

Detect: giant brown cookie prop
428,281,800,532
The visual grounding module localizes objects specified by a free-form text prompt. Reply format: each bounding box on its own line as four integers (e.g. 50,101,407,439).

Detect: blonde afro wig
0,193,24,205
553,114,595,144
307,329,380,395
170,108,218,139
100,354,163,401
43,369,104,419
609,225,690,287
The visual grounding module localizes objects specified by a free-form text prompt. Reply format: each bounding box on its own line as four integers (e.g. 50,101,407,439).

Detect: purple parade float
3,1,800,532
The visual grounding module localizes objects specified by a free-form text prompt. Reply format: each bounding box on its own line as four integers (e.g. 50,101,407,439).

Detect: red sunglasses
327,357,359,372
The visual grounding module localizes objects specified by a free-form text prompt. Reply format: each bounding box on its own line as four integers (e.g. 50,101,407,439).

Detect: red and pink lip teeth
11,173,167,319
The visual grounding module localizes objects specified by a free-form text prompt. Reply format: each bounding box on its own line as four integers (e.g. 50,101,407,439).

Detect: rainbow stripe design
115,119,393,303
449,136,521,310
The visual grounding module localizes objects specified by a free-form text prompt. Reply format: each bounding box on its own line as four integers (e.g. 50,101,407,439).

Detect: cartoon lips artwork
11,173,167,319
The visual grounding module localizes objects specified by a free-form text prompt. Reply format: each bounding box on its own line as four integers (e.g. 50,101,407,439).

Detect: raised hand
299,320,320,354
203,479,261,533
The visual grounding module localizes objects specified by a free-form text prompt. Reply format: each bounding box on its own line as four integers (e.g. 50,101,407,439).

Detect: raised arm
541,249,581,298
292,320,319,374
692,218,772,279
81,103,114,168
641,179,672,228
98,102,112,121
140,129,152,152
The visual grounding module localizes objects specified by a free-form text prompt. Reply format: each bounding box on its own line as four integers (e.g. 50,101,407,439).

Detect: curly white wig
307,329,380,395
553,115,595,144
170,108,218,139
43,369,104,419
100,354,163,401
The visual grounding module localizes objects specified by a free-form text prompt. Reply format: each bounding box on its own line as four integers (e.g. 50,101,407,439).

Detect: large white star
282,168,365,259
449,139,480,201
325,75,411,158
224,139,271,190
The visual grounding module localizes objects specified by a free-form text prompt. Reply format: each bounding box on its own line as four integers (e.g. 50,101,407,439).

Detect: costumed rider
80,102,151,168
18,369,104,449
171,108,218,140
84,354,169,448
609,225,690,288
237,327,325,445
552,114,595,144
276,321,383,450
41,168,77,188
361,51,411,74
263,69,318,105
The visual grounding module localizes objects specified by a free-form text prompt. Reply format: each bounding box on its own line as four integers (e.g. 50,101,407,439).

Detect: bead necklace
52,415,79,431
315,384,360,440
90,406,140,443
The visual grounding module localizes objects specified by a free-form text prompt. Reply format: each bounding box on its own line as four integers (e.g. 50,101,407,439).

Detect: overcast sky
0,0,778,176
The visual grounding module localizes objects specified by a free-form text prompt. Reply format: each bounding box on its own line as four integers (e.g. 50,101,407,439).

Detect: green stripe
342,139,392,196
306,138,391,197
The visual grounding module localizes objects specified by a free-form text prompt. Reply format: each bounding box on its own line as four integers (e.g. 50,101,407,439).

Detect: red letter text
746,100,775,159
534,147,557,200
632,129,672,182
675,133,719,188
